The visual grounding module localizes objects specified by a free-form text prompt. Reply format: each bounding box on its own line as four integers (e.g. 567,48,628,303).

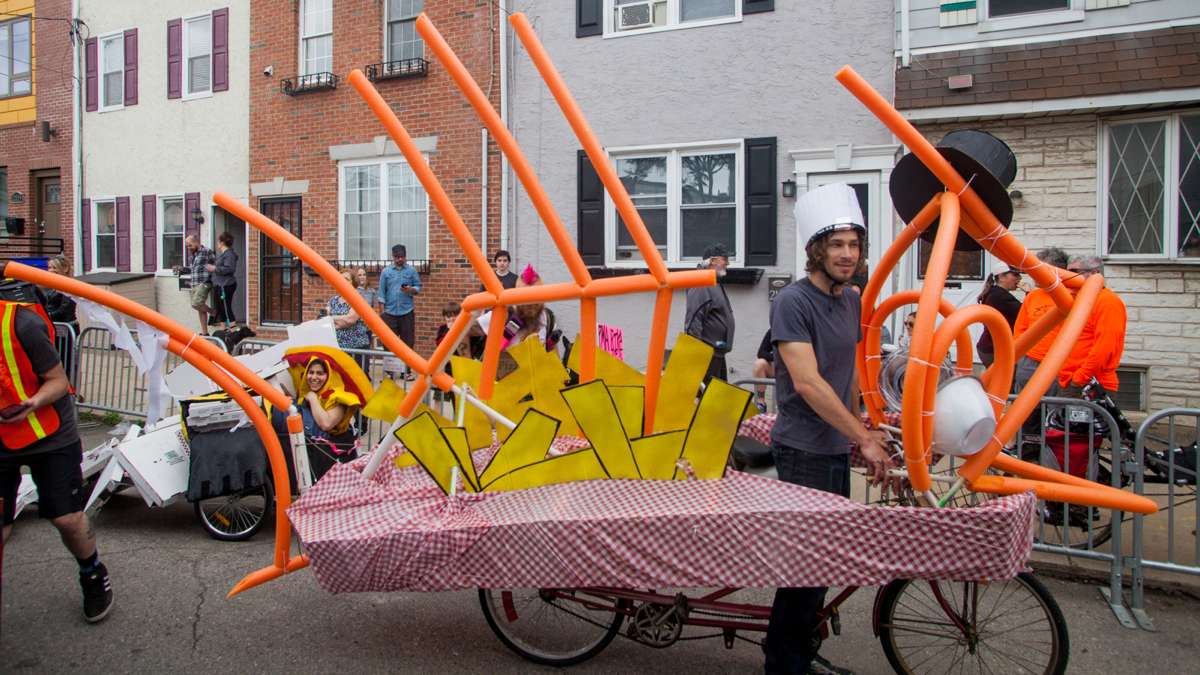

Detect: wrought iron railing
366,58,429,82
281,72,338,96
326,259,431,275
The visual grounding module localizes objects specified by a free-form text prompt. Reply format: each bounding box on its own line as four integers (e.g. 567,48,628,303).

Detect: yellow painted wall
0,1,36,126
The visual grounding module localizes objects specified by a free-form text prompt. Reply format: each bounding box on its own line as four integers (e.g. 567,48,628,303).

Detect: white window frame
182,12,214,100
384,0,423,63
604,139,744,268
157,195,186,274
97,32,124,113
299,0,333,76
1099,109,1200,264
603,0,741,39
979,0,1084,33
336,156,430,261
92,197,118,271
0,16,33,99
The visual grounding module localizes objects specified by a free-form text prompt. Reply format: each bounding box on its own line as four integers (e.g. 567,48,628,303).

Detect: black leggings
214,283,238,326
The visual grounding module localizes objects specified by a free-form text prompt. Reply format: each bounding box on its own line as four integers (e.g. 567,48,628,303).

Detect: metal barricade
52,322,79,387
732,377,776,415
75,326,227,419
1015,396,1139,628
1131,408,1200,628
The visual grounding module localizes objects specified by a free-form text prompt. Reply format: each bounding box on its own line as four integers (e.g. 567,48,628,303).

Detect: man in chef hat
764,183,891,675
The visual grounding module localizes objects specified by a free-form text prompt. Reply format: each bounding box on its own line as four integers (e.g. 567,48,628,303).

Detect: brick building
247,0,502,354
895,0,1200,415
0,0,75,269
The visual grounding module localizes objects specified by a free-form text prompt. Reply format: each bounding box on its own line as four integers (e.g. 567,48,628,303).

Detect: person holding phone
378,244,421,380
0,294,114,623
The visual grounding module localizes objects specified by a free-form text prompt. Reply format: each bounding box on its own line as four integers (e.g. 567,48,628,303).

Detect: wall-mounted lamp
781,179,797,199
1009,189,1023,201
190,207,205,226
41,120,57,142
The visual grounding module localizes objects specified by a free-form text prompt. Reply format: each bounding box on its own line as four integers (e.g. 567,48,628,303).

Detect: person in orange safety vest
1012,247,1070,397
0,293,115,624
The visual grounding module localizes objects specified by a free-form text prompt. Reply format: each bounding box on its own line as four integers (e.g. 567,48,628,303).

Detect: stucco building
246,0,502,352
76,0,250,328
0,0,75,271
506,1,897,377
895,0,1200,414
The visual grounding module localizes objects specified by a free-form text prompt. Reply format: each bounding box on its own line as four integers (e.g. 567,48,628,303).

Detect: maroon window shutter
212,8,229,92
124,29,138,106
85,38,98,112
81,199,92,271
116,196,131,272
142,195,157,272
167,18,182,99
185,192,201,241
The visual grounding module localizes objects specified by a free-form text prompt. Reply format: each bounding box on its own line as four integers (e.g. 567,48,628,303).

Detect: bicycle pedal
830,609,842,636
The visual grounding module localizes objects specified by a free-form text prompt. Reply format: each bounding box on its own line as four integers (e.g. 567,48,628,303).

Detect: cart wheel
193,481,273,542
479,588,625,667
877,572,1068,675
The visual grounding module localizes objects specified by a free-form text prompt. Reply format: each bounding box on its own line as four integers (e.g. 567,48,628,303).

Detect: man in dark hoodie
683,243,735,383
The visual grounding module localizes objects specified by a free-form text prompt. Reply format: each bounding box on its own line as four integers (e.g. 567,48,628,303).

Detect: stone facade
914,114,1200,413
247,0,501,355
0,0,75,268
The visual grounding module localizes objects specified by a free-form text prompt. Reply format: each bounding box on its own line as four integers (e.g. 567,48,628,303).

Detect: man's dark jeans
763,445,851,675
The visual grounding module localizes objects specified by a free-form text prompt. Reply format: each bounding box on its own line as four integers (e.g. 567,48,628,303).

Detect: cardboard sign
597,323,624,360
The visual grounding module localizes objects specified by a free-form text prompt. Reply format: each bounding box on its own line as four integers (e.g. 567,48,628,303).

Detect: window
386,0,423,62
0,16,32,98
607,0,738,36
184,14,212,96
94,200,117,269
301,0,333,75
340,159,429,260
607,142,742,265
160,197,185,271
1101,111,1200,261
100,34,123,110
987,0,1069,17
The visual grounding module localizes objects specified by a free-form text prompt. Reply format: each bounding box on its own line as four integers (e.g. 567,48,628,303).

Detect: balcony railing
281,72,338,96
366,58,429,82
307,259,432,277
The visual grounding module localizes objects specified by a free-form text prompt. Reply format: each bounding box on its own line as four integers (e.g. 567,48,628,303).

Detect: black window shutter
744,137,777,267
577,0,602,38
577,150,606,266
743,0,775,14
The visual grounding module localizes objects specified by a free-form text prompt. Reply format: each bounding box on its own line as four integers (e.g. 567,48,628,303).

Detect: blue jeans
763,445,850,674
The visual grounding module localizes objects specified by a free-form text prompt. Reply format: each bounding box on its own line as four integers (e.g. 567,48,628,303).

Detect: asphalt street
2,484,1198,674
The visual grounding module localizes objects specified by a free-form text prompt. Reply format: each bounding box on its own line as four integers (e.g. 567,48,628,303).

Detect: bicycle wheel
193,480,273,542
479,588,625,667
877,572,1069,675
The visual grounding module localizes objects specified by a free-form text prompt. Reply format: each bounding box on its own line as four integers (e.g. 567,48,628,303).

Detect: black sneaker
80,563,114,623
809,655,854,675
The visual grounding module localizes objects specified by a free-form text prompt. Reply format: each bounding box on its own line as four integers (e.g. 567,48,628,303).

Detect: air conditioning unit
618,1,657,30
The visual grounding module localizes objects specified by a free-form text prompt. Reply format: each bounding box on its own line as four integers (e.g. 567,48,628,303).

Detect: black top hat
889,130,1017,252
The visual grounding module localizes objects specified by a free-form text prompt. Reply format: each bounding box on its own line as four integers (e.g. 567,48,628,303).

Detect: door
33,171,62,255
259,197,303,324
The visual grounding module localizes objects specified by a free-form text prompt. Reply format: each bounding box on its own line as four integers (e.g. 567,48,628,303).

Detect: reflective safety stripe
1,304,48,440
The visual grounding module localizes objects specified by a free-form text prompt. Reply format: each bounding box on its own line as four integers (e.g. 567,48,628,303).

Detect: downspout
481,128,488,260
72,2,83,273
900,0,911,68
498,0,510,254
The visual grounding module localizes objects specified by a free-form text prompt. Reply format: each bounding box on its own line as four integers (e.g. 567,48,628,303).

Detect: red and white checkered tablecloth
287,440,1035,595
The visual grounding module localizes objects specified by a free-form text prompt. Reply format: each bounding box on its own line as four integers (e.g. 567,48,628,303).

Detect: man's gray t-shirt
770,279,861,455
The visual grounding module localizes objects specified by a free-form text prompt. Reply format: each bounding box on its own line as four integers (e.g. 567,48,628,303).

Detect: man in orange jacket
1057,255,1127,396
1012,247,1069,396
